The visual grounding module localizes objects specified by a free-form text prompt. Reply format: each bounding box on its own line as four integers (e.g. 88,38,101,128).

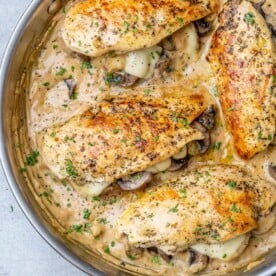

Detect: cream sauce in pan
18,0,276,275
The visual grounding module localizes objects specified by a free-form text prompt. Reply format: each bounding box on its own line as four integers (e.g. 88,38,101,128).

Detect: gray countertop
0,1,86,275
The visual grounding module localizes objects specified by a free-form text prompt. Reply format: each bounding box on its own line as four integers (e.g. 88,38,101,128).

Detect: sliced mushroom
189,122,211,154
251,0,266,17
253,206,276,235
105,72,138,87
154,54,171,75
117,171,152,191
47,0,61,15
172,250,208,274
172,146,187,160
168,157,189,172
146,158,172,174
198,133,211,154
64,78,77,99
195,19,213,36
161,36,176,51
191,121,207,134
261,0,276,35
196,105,216,130
126,247,144,260
187,141,201,156
147,247,172,263
268,164,276,181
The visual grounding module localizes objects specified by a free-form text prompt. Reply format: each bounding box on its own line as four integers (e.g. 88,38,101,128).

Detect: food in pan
116,165,275,262
61,0,219,56
38,92,214,196
208,0,275,159
20,0,276,274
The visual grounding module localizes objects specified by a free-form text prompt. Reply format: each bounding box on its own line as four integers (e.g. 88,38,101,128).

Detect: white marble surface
0,1,86,275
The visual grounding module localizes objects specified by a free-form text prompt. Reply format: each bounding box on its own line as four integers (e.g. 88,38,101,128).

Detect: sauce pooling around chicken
20,0,276,274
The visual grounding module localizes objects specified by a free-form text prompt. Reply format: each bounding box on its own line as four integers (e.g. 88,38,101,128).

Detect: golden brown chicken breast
38,92,211,196
208,0,276,159
61,0,219,57
116,165,276,259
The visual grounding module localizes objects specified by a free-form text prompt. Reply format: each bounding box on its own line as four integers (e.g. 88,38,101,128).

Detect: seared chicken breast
208,0,276,159
61,0,219,57
116,165,276,257
38,92,208,195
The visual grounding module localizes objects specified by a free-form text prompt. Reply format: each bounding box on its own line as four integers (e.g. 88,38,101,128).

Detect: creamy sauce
15,1,276,275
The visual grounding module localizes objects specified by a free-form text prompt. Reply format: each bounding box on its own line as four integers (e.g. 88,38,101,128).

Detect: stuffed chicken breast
208,0,276,159
61,0,219,57
116,164,276,261
38,92,215,196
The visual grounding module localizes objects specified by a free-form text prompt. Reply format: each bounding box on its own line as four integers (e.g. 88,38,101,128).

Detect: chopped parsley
20,167,27,173
151,255,161,264
210,231,218,240
83,209,91,220
244,12,255,25
72,91,78,100
111,241,116,247
92,195,101,201
228,217,234,223
179,118,189,128
104,245,110,254
43,82,50,87
99,217,107,224
56,67,67,76
113,128,119,134
179,188,187,199
144,89,151,96
169,203,179,213
105,73,122,85
227,180,237,188
212,86,219,97
81,61,92,71
25,150,39,166
84,223,92,233
222,253,227,259
227,105,235,112
127,254,136,260
65,159,78,178
212,141,222,150
123,21,129,32
176,16,184,25
65,224,83,234
230,203,241,213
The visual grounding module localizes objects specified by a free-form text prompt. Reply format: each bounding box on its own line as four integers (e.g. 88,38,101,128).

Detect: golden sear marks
208,0,276,159
62,0,219,56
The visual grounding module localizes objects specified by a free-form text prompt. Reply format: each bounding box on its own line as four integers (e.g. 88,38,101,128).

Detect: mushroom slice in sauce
253,206,276,235
64,78,77,99
105,72,138,87
117,172,153,191
195,18,213,36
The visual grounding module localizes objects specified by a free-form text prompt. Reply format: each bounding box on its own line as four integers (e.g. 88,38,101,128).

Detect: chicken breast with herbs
208,0,276,159
38,92,208,195
61,0,219,57
116,165,276,257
